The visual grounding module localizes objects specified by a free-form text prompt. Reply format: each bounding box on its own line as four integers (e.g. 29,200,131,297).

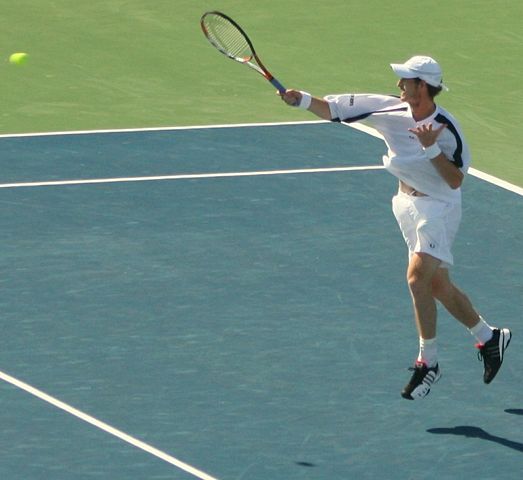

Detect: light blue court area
0,123,521,480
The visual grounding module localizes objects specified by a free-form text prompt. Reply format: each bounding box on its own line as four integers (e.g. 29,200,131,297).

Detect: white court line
350,123,523,196
467,167,523,196
0,165,385,189
0,120,520,196
0,120,327,138
0,369,219,480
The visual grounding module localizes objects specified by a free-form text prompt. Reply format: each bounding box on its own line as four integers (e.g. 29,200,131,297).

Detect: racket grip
269,77,286,93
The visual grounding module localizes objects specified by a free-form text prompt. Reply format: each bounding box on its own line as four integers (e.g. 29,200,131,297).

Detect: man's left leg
401,253,442,400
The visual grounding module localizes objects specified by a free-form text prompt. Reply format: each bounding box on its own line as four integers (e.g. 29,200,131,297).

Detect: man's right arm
279,89,332,120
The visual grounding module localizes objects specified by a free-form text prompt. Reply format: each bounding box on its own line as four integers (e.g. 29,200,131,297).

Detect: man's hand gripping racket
200,11,286,93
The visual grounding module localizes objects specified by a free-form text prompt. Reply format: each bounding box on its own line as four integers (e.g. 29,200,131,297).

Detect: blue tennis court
0,122,521,479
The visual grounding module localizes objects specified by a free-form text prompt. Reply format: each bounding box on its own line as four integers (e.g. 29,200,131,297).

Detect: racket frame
200,11,286,93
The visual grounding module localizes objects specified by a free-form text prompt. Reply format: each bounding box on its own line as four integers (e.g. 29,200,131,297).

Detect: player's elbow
448,172,464,189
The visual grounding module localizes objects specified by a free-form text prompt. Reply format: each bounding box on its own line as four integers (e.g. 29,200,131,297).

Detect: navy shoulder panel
435,113,464,168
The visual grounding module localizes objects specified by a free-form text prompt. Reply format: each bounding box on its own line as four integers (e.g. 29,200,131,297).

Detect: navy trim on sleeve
334,107,408,124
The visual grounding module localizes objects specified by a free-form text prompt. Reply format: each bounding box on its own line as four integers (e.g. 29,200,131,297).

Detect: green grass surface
1,0,521,186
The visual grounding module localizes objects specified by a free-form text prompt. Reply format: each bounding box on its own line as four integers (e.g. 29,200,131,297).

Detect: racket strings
203,16,252,61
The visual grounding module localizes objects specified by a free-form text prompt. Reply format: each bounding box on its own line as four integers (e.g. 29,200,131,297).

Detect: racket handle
269,77,286,93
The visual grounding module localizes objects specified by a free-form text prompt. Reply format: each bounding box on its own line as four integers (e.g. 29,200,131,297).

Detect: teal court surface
0,122,521,479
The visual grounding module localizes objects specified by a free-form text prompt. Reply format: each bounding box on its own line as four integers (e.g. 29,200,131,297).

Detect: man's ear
419,79,429,91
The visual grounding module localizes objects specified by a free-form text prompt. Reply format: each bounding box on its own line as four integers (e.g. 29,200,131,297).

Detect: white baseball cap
390,55,449,91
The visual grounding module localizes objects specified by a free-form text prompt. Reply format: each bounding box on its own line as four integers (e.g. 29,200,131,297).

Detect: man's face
397,78,421,104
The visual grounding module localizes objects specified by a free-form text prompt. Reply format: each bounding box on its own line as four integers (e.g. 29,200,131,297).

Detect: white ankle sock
469,316,494,344
417,337,438,367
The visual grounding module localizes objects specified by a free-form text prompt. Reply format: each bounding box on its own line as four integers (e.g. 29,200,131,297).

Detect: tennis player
280,55,512,399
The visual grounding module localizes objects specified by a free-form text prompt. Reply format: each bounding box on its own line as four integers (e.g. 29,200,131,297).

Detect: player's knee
407,269,432,297
407,253,441,298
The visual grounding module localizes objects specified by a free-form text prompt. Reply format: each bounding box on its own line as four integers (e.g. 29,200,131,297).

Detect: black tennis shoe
401,362,441,400
476,328,512,384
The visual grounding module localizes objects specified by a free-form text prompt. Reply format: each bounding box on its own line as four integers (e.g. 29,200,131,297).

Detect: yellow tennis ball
9,52,29,65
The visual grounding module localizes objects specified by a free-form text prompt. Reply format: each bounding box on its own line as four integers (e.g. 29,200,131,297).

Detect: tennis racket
200,11,286,93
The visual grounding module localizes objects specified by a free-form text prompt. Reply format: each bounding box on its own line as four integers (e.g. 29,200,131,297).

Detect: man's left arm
430,153,464,189
409,123,464,189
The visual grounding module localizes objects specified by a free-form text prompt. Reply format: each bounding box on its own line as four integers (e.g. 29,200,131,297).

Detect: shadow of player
427,425,523,453
504,409,523,416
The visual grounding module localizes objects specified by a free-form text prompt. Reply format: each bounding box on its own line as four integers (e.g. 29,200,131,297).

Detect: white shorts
392,191,462,267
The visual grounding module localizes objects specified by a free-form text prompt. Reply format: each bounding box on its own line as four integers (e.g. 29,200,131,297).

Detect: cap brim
390,63,449,91
390,63,418,79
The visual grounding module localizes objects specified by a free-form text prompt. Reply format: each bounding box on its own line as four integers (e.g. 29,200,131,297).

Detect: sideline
0,369,219,480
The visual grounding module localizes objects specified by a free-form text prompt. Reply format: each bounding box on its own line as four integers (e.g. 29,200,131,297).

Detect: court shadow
427,426,523,453
505,409,523,416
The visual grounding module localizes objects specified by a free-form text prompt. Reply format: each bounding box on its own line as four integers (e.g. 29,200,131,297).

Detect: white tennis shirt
325,94,470,203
